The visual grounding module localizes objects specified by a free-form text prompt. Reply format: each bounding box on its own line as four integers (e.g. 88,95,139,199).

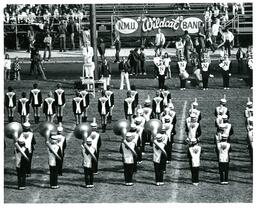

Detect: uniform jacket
152,96,164,114
54,89,66,106
80,90,90,108
72,96,83,114
43,97,56,115
5,92,16,108
98,96,110,115
105,90,114,107
17,98,30,115
124,97,135,116
29,89,43,107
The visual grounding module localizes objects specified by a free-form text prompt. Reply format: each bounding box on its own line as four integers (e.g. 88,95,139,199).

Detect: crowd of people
5,81,253,189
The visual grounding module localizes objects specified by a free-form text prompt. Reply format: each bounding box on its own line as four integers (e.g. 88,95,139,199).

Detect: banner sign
114,15,203,37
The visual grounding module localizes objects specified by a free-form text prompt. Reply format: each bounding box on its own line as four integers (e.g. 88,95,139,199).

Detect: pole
90,4,98,79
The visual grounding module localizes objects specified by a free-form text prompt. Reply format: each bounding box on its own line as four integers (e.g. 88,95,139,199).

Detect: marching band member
175,37,185,62
156,59,167,90
246,46,253,89
98,90,110,133
143,96,153,122
54,83,66,123
134,116,145,163
129,124,140,173
130,85,139,111
72,91,83,125
5,86,16,123
81,137,97,188
153,54,162,79
216,134,231,185
159,127,169,172
246,117,253,163
43,91,56,122
215,96,230,119
119,56,131,90
89,119,102,174
244,98,253,122
163,52,171,79
47,131,62,189
188,99,201,123
152,91,164,120
100,58,111,90
185,113,201,144
153,133,167,186
124,90,135,122
29,83,43,124
214,123,225,147
160,87,171,107
163,116,176,162
119,132,138,186
55,124,66,176
168,101,177,128
178,56,189,90
80,85,90,122
221,115,234,143
219,54,232,89
187,138,201,186
19,121,36,177
106,85,114,123
17,92,30,124
15,134,30,190
200,57,210,90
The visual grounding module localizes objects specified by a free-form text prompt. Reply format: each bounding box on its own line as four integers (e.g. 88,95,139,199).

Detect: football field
4,65,253,203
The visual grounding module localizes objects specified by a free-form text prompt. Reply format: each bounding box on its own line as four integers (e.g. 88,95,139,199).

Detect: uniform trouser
154,113,161,120
224,41,231,57
184,46,191,62
82,106,88,118
166,140,172,161
137,146,142,162
20,115,27,124
43,45,51,60
219,162,229,182
56,105,65,117
180,77,186,88
120,72,130,90
141,61,145,74
33,106,41,117
30,61,35,75
7,107,15,120
56,154,64,175
102,77,110,90
124,163,134,183
115,49,120,61
83,65,94,78
222,70,230,88
74,113,82,124
59,35,66,51
46,114,54,122
84,167,94,185
70,33,75,49
101,115,107,129
202,71,209,88
93,151,99,173
125,114,133,123
26,152,33,174
199,37,205,50
16,164,27,188
237,60,243,74
190,166,199,183
158,75,165,90
154,162,164,183
49,165,58,186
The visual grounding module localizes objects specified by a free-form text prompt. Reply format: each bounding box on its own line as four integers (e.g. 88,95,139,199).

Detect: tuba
39,121,57,141
113,119,131,139
144,119,162,140
74,123,92,141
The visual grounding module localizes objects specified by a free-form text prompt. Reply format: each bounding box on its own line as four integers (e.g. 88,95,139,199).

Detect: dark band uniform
152,96,164,119
54,88,66,123
105,90,114,123
80,90,90,122
17,97,30,123
5,91,16,122
29,88,43,123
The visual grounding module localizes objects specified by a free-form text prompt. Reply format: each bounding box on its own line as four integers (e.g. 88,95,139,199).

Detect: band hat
218,123,226,130
190,113,197,118
137,108,144,114
23,121,31,129
220,98,227,103
192,101,198,106
248,117,253,123
161,126,166,133
168,102,174,109
90,122,97,128
134,117,143,124
222,114,228,120
86,137,93,144
144,99,151,104
156,133,163,141
126,132,134,142
164,116,171,122
57,126,63,132
247,101,253,107
190,137,197,145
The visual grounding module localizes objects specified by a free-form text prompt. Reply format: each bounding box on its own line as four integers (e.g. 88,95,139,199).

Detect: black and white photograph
2,0,254,204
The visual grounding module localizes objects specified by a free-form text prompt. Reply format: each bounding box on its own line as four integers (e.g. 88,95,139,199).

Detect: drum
179,70,189,80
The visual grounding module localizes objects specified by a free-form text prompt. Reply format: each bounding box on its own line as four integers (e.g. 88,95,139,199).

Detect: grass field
4,75,253,203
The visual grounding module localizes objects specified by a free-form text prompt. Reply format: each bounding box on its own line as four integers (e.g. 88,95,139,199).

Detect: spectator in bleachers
27,9,36,24
211,19,221,44
4,9,10,23
204,6,212,30
43,32,52,61
220,28,234,57
58,20,67,52
198,22,206,51
67,17,76,50
213,5,220,19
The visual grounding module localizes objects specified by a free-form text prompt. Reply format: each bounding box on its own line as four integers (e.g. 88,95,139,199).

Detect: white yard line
169,100,187,202
30,124,75,203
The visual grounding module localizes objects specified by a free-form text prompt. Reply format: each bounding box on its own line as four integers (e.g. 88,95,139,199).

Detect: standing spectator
211,19,220,44
43,32,52,61
163,52,171,79
4,54,11,80
155,28,165,56
178,56,189,90
98,38,105,61
119,57,130,90
27,26,35,53
219,54,231,89
204,6,212,30
128,50,135,75
220,28,234,57
100,58,111,90
236,46,245,74
183,30,193,62
80,25,90,48
114,33,121,63
29,44,37,75
140,47,146,75
187,138,201,186
156,60,167,90
198,22,206,51
82,41,94,78
133,48,141,75
11,57,21,80
58,20,67,52
33,50,47,80
67,17,76,50
175,37,185,62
